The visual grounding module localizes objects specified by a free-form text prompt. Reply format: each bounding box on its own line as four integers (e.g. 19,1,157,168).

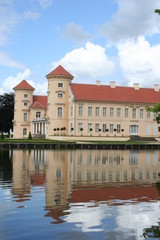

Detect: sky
1,0,160,95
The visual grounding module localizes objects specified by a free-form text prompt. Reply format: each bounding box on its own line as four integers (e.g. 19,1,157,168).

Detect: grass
0,138,153,145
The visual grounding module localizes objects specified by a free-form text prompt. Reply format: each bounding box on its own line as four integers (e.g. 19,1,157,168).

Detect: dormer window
58,83,63,88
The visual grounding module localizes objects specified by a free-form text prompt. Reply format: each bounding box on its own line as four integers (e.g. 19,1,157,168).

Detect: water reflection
1,149,160,239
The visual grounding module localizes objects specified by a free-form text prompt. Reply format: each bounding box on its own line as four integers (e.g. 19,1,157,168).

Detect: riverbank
0,136,160,150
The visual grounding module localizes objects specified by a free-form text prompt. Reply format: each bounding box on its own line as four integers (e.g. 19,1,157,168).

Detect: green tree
146,102,160,123
155,9,160,15
0,93,14,134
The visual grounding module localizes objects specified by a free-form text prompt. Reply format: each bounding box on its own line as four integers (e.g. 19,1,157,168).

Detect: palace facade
13,65,160,139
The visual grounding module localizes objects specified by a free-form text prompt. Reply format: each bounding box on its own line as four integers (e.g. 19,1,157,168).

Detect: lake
0,149,160,240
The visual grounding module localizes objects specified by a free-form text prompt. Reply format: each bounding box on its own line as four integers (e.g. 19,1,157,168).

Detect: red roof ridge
13,79,35,91
31,101,46,108
46,65,74,79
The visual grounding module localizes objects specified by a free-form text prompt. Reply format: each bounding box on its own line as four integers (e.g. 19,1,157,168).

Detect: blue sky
1,0,160,95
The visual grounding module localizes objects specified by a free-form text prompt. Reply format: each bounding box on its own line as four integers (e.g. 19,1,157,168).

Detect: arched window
58,107,62,117
36,112,41,119
24,113,27,122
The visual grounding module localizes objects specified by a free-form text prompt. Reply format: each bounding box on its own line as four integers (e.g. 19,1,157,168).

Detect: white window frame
110,108,114,117
58,107,62,117
117,108,121,117
79,106,83,116
88,107,92,116
103,107,106,117
58,93,63,98
95,107,99,116
95,123,99,132
58,83,63,88
125,108,129,118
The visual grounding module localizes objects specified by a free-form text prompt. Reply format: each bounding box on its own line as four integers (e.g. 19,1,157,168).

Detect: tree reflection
143,222,160,238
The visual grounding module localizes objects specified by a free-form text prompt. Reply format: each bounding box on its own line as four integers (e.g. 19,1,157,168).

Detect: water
0,149,160,240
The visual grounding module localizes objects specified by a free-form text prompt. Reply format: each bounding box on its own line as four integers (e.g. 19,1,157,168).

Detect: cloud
38,0,53,9
1,69,31,94
1,68,47,95
99,0,160,43
51,42,115,83
0,52,25,68
0,1,19,46
63,22,92,43
24,11,40,20
117,36,160,86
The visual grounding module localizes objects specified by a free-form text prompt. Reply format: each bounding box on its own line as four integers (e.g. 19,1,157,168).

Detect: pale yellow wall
13,89,33,138
68,101,158,137
46,75,72,138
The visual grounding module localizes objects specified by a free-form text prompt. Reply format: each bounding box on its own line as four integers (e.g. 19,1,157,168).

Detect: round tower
46,65,74,137
13,80,35,138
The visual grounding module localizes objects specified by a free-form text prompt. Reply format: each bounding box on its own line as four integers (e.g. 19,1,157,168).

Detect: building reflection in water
11,149,160,222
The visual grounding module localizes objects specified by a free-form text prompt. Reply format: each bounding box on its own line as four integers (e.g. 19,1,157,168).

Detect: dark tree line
0,93,14,134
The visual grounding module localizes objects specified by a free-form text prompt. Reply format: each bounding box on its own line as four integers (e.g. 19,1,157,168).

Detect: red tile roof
13,80,35,91
71,83,160,104
32,95,47,109
46,65,74,79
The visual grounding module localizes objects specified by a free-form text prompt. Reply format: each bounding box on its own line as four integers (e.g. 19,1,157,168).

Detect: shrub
28,132,32,140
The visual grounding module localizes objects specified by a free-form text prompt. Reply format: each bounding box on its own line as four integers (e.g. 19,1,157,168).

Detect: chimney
110,81,115,88
154,84,159,92
133,83,139,90
96,80,101,86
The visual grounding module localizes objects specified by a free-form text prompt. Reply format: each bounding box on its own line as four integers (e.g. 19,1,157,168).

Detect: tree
155,9,160,15
146,102,160,123
0,93,14,134
28,132,32,140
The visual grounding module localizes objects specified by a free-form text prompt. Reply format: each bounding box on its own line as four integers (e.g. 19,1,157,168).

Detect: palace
13,65,160,139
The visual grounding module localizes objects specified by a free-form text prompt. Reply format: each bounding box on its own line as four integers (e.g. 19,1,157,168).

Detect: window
140,109,144,119
117,108,121,117
147,111,150,118
117,124,121,133
78,123,82,132
23,128,27,136
58,107,62,117
110,124,113,133
88,123,92,132
95,107,99,116
129,125,138,135
125,108,129,118
103,107,106,117
24,102,28,106
56,169,61,181
110,108,114,117
132,108,136,119
88,107,92,116
79,106,83,116
154,112,158,119
24,94,28,98
95,123,99,132
24,113,27,122
103,124,106,132
58,93,63,98
58,83,63,87
71,106,73,116
36,112,41,119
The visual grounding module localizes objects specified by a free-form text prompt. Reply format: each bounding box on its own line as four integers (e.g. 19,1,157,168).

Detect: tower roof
13,80,35,91
46,65,74,79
